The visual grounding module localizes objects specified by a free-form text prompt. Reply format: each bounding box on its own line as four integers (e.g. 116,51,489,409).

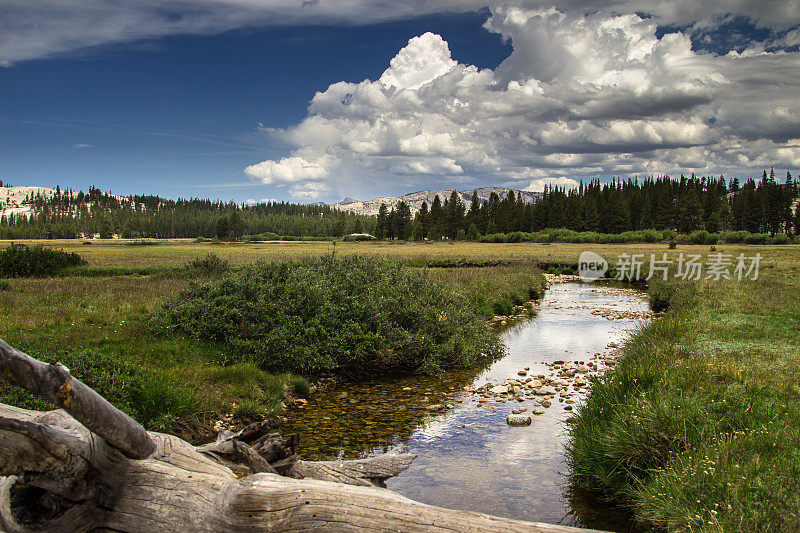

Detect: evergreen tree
394,201,412,240
466,222,479,241
678,188,703,233
215,215,230,241
430,195,443,231
445,190,465,239
582,197,600,232
375,204,388,240
411,220,425,241
228,210,244,241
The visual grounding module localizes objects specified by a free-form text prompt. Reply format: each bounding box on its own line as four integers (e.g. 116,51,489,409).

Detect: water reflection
279,282,649,530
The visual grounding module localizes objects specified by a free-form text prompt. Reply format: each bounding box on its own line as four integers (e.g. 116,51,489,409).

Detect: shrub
687,230,710,244
668,239,677,249
0,279,10,291
771,233,791,245
184,253,230,274
744,232,770,245
648,280,676,312
720,230,748,244
153,255,502,377
0,244,87,277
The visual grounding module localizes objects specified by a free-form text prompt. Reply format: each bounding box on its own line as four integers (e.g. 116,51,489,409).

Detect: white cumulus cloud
241,3,800,201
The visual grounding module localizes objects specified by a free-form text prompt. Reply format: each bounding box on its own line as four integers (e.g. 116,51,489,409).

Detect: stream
279,281,652,530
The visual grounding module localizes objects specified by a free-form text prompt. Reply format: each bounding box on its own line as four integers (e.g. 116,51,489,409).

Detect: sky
1,1,800,204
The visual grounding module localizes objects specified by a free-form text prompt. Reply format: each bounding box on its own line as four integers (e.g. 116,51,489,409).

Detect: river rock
506,414,532,427
489,385,508,395
541,400,552,408
529,380,543,388
577,365,589,374
532,408,545,415
512,407,527,414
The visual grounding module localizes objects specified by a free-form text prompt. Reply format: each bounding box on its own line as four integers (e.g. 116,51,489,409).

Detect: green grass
0,242,547,440
567,268,800,531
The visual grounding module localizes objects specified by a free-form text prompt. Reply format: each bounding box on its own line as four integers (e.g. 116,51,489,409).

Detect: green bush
771,233,791,245
687,230,710,244
648,280,676,312
720,230,748,243
0,244,87,277
153,255,502,377
184,252,230,274
744,232,770,244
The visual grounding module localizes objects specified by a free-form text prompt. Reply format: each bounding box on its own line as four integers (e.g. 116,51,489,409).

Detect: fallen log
0,339,601,532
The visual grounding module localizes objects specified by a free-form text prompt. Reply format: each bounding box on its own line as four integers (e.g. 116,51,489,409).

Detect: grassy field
0,239,552,441
2,235,798,533
568,247,800,530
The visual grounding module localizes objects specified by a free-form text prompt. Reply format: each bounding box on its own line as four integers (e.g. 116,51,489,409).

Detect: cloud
241,4,800,201
6,2,798,202
523,177,580,192
288,182,330,200
244,155,329,185
72,143,92,149
3,1,800,67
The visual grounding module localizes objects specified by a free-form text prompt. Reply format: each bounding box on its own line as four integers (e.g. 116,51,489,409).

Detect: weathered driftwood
0,339,155,459
0,340,600,532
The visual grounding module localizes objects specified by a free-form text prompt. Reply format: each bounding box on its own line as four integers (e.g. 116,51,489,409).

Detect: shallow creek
279,281,651,530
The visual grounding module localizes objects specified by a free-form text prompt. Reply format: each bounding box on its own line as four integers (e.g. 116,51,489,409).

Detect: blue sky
2,1,799,203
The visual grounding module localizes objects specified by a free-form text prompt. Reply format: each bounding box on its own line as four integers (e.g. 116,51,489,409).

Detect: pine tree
466,222,479,241
228,210,244,240
445,190,465,239
583,197,600,232
375,204,388,240
679,188,704,233
416,201,430,236
430,195,443,231
216,215,230,241
411,220,425,241
394,201,412,240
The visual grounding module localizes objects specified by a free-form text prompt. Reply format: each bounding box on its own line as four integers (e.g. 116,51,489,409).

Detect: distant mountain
329,187,541,216
0,185,127,218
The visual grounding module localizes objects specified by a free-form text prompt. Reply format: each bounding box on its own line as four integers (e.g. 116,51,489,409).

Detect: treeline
376,170,799,240
0,187,375,240
2,170,798,241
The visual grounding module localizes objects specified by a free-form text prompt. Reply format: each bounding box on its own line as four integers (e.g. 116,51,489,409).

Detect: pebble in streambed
459,340,631,429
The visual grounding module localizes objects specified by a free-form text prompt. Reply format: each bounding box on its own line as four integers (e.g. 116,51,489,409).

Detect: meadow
0,239,556,440
1,238,798,531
